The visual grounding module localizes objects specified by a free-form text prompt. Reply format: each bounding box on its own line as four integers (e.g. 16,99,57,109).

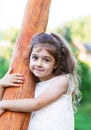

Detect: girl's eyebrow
31,53,52,59
43,56,52,59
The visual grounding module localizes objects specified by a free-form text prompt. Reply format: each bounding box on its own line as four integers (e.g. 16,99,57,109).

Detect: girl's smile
29,46,57,81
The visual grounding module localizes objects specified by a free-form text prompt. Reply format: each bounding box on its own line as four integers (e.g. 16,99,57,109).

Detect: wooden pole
0,0,51,129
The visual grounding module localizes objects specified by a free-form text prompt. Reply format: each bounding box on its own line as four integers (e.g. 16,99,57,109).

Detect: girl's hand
0,68,25,88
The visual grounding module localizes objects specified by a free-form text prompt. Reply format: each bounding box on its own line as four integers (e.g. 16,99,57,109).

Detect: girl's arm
0,75,69,114
0,69,24,100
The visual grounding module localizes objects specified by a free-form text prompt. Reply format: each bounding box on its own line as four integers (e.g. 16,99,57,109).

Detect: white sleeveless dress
28,74,74,130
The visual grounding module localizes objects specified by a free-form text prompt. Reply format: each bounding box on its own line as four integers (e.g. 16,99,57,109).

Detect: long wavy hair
29,32,81,111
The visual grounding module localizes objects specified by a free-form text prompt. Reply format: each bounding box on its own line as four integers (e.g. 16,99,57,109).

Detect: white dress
28,74,74,130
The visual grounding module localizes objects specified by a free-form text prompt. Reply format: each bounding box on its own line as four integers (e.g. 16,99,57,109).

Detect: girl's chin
34,74,46,81
33,73,43,78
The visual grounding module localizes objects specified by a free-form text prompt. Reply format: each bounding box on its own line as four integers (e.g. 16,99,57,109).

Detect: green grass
75,103,91,130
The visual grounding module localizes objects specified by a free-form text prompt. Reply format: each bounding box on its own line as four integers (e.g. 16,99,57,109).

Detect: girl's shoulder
52,73,71,83
52,74,74,93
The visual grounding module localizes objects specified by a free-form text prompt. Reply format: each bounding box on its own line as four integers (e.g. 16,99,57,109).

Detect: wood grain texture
0,0,51,129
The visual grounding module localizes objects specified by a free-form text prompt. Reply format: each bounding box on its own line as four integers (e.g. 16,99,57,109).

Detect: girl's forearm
0,98,39,113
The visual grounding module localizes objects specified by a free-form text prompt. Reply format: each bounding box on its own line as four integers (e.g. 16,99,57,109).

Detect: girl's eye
32,56,38,60
44,59,50,62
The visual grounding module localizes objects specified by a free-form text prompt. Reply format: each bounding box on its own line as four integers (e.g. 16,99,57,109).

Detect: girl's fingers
7,68,24,78
14,79,24,84
12,73,24,78
13,76,25,82
11,77,25,84
11,83,21,87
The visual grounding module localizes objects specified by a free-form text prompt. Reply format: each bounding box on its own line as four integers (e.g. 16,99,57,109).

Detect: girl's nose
36,59,42,66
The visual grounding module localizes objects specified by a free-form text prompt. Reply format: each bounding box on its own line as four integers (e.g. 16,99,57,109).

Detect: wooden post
0,0,51,129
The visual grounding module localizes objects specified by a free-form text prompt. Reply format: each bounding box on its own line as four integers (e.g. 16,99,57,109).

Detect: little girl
0,32,81,130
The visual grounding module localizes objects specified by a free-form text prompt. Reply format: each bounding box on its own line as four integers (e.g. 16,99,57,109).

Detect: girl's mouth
34,68,44,72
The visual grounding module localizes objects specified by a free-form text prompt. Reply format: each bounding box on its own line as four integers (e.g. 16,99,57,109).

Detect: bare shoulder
52,74,69,90
46,74,70,97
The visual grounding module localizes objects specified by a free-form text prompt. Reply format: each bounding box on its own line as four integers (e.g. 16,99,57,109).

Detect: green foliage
0,46,13,78
0,57,9,78
75,103,91,130
75,61,91,130
79,61,91,103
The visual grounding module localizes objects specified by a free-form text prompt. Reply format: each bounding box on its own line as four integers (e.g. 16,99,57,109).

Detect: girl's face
29,46,57,81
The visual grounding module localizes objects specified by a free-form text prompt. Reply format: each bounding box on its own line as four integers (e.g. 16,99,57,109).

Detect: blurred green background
0,15,91,130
